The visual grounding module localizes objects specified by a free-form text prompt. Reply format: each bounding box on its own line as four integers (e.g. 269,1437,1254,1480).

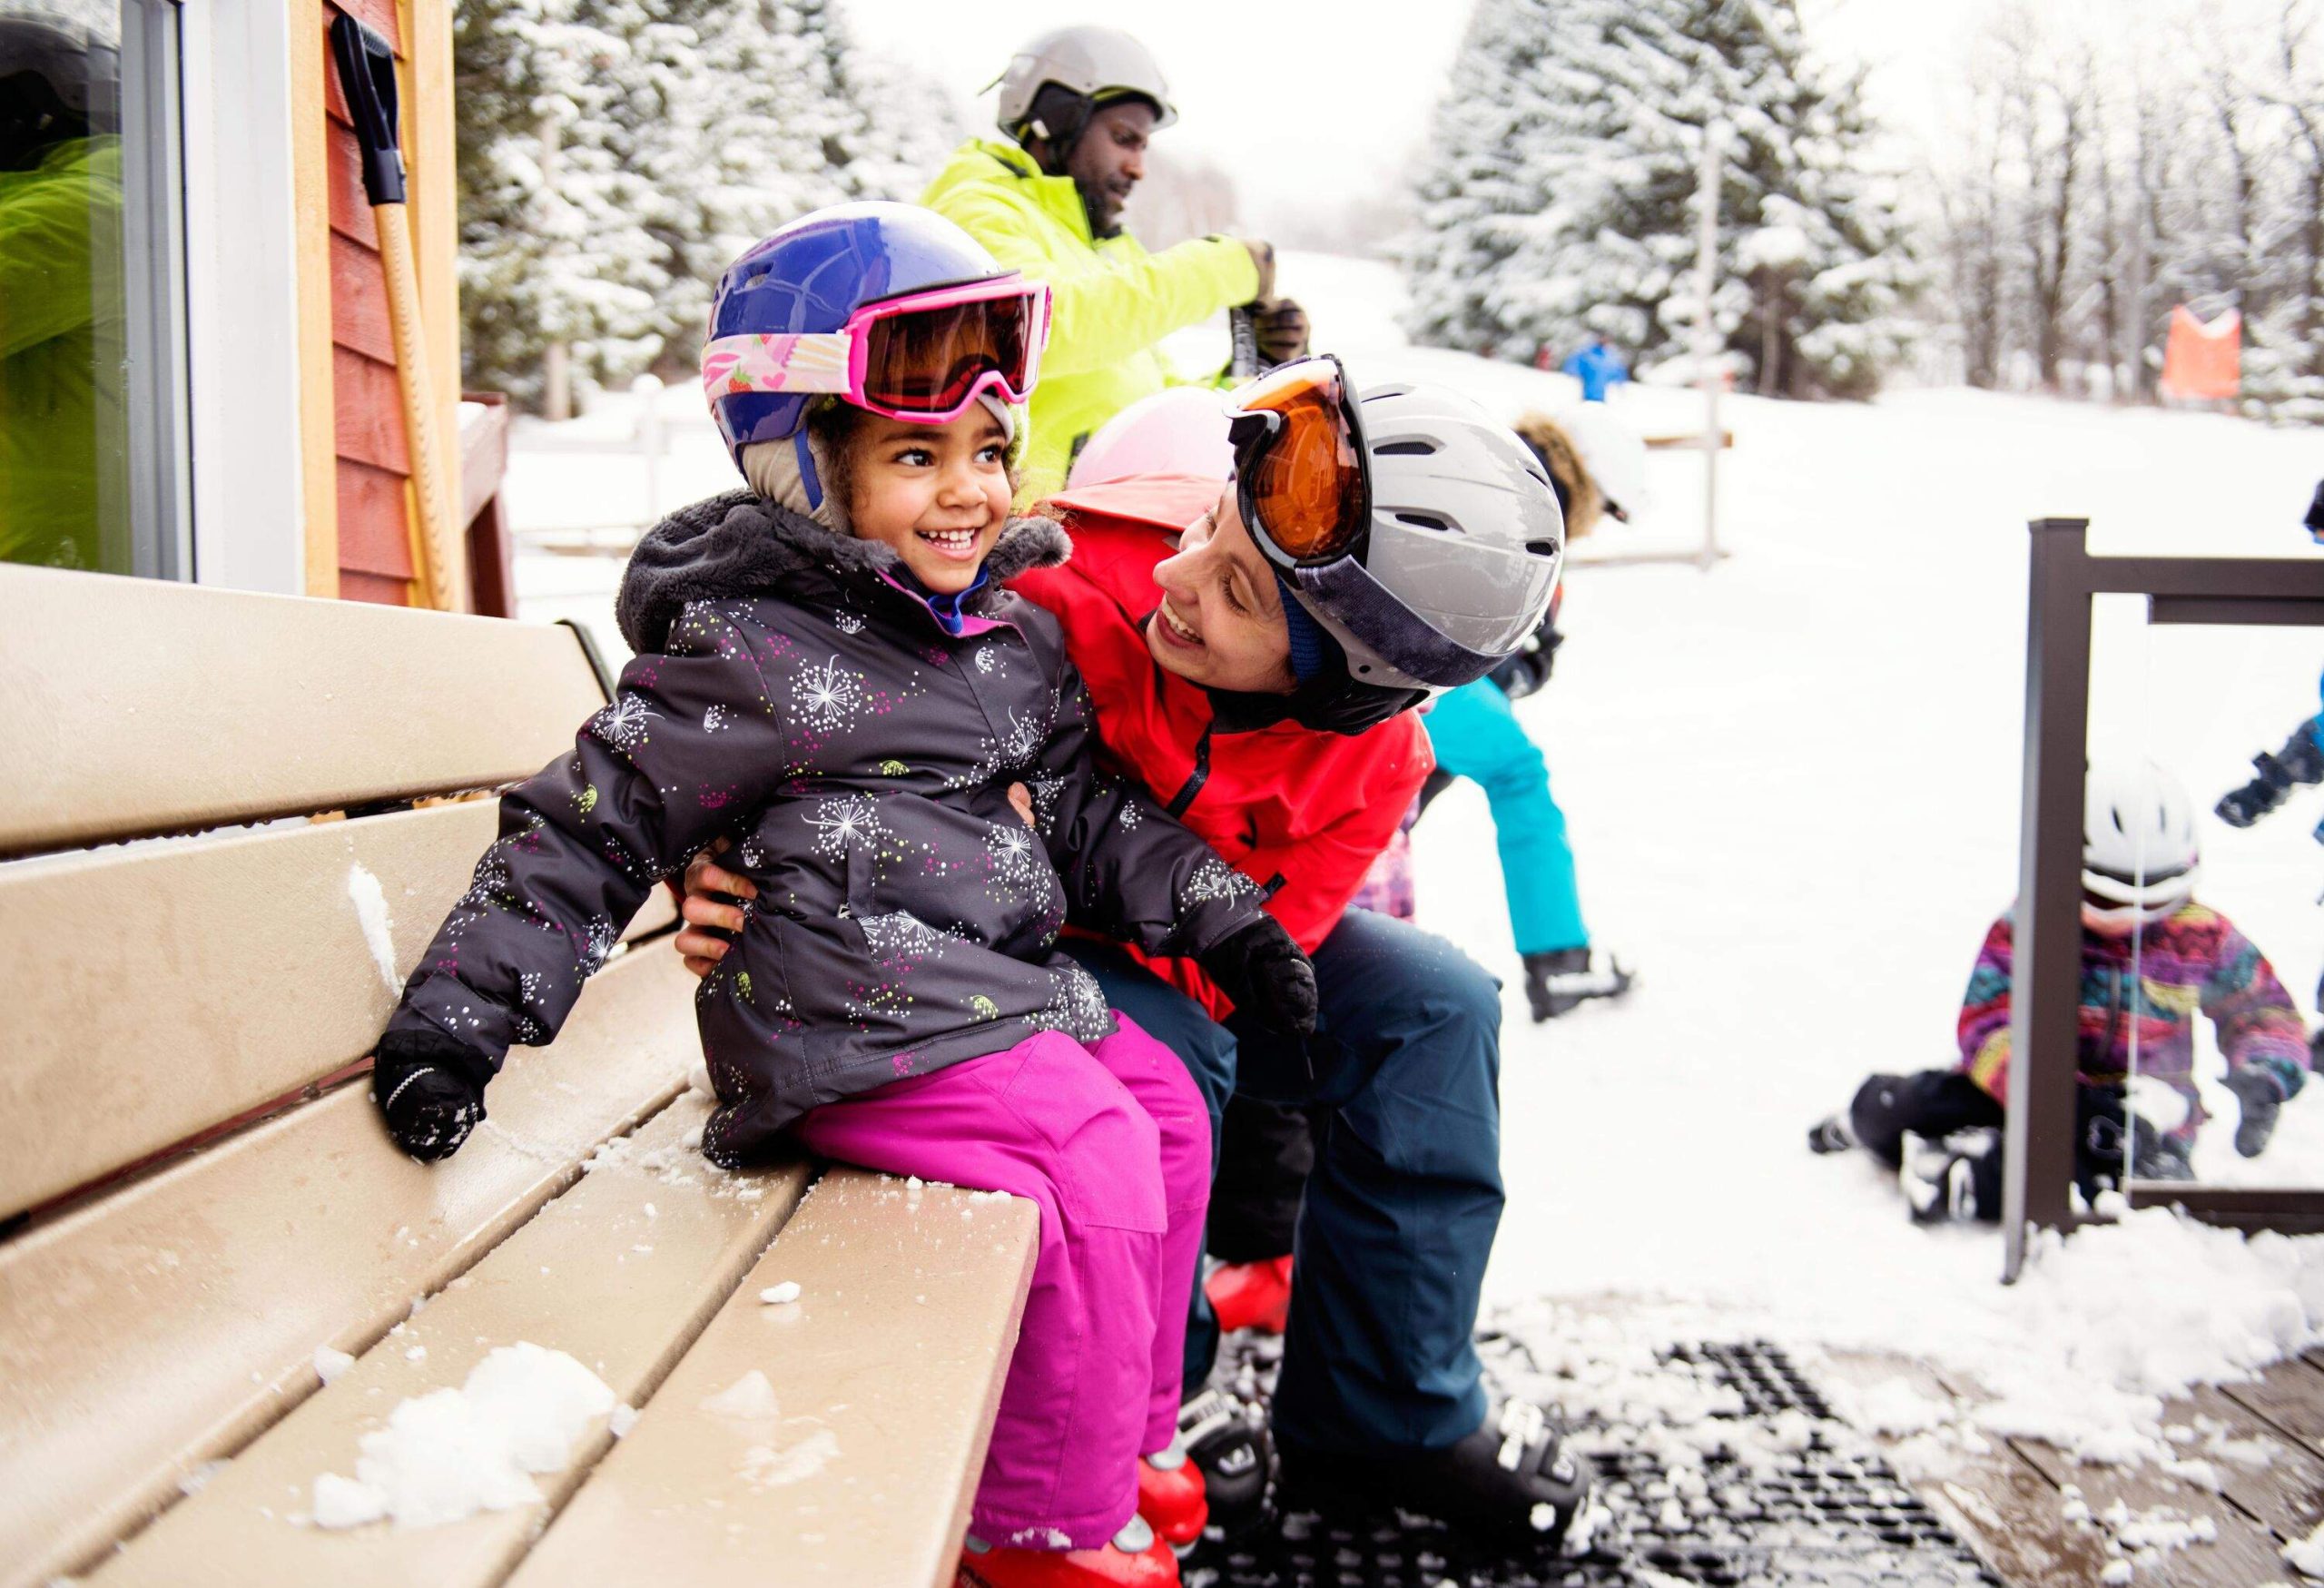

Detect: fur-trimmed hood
1512,412,1604,539
617,489,1070,654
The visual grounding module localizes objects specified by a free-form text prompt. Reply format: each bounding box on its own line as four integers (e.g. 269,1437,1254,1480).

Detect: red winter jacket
1012,474,1434,1020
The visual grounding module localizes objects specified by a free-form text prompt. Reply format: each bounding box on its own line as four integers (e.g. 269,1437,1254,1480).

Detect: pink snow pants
790,1015,1211,1549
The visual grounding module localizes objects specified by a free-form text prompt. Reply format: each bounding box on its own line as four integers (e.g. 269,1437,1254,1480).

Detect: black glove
2216,726,2324,826
2218,776,2286,828
1199,916,1318,1037
371,1029,492,1162
1250,298,1311,368
2073,1082,2128,1199
2222,1068,2285,1159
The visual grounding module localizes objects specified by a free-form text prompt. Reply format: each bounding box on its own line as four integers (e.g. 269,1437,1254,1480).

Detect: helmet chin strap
793,430,823,511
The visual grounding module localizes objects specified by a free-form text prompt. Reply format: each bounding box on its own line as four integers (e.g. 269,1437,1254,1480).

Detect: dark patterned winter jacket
382,492,1268,1164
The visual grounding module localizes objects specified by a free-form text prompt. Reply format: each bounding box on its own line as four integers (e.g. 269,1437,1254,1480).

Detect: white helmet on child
2081,760,2201,931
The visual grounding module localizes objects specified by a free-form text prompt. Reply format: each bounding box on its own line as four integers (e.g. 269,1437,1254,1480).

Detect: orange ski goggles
1226,355,1370,570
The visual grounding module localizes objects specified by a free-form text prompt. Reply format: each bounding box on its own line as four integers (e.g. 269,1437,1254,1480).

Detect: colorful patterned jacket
382,493,1267,1165
1958,903,2309,1142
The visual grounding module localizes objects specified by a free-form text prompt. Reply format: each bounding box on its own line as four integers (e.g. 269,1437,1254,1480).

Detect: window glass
1,0,186,579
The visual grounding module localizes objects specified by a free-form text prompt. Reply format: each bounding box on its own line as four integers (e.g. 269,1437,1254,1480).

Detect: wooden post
290,0,339,597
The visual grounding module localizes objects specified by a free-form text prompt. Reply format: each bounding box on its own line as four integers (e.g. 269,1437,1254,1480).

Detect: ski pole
1228,305,1261,380
331,15,458,612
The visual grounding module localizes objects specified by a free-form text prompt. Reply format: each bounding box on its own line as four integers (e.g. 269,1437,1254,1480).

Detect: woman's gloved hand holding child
1196,914,1318,1038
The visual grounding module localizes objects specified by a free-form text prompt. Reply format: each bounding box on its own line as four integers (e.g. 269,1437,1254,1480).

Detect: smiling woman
1146,496,1299,695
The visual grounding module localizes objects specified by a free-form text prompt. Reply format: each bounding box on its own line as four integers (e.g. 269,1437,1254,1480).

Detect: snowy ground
508,252,2324,1482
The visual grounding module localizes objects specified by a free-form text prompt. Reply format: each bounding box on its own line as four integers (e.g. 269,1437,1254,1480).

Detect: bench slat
89,1096,812,1588
505,1170,1038,1588
0,564,611,857
0,946,701,1588
0,803,676,1218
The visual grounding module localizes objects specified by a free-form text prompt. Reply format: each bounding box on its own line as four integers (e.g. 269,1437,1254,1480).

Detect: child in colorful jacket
366,205,1315,1588
1810,763,2310,1222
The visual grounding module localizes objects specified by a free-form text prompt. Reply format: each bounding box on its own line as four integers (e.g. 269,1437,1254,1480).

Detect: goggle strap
1285,559,1502,688
795,429,823,511
702,332,854,398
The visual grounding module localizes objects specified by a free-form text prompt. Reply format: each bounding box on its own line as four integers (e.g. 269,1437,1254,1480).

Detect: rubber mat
1181,1333,2005,1588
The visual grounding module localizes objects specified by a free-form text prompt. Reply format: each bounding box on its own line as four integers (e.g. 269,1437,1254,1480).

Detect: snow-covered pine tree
457,0,959,407
846,35,970,205
454,0,675,405
2236,0,2324,425
1403,0,1918,399
655,0,863,354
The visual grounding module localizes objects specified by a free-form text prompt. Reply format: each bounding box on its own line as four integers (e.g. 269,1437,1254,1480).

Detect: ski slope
510,250,2324,1472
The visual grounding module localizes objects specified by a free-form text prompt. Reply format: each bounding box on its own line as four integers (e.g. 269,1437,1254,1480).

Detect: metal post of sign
2003,519,2095,1284
1694,120,1725,572
1565,122,1731,576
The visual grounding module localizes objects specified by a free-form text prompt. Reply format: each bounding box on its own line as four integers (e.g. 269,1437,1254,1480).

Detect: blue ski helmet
704,201,1022,469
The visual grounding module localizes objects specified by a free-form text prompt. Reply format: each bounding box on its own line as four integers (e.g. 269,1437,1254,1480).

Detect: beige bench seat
0,566,1035,1588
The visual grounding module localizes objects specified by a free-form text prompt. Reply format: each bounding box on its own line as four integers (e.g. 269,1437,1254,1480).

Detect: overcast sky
854,0,1989,227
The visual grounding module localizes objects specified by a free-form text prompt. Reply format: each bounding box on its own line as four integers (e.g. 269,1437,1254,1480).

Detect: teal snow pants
1424,676,1589,956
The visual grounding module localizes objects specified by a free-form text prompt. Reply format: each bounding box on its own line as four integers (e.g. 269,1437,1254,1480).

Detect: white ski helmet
1281,375,1565,693
1068,386,1234,488
2081,760,2201,930
991,25,1177,146
1556,405,1648,523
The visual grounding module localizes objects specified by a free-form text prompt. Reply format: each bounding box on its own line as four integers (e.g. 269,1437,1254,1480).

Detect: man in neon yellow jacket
921,25,1305,496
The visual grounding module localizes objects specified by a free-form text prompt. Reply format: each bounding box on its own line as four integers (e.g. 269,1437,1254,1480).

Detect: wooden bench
0,564,1036,1587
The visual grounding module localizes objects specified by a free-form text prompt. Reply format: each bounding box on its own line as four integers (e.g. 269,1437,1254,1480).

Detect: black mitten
2222,1068,2285,1159
2217,726,2324,826
371,1029,492,1162
2217,776,2285,828
2073,1082,2128,1200
1199,916,1319,1037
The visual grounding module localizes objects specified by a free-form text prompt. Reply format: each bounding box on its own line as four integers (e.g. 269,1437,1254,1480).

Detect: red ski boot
1137,1444,1209,1550
1204,1255,1293,1336
956,1516,1179,1587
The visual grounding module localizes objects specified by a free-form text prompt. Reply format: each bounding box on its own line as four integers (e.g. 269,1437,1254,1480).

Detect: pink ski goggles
701,275,1052,424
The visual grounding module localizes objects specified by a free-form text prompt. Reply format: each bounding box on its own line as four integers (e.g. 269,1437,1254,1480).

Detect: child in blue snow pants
1423,676,1589,957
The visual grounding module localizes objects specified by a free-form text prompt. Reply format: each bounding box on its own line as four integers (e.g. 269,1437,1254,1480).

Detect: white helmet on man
2081,759,2201,932
991,25,1177,146
1297,377,1565,694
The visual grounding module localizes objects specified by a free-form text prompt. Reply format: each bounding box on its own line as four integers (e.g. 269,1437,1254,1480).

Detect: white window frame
179,0,306,595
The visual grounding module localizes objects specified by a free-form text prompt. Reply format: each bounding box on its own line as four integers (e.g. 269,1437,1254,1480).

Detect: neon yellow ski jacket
1,137,124,573
920,137,1259,498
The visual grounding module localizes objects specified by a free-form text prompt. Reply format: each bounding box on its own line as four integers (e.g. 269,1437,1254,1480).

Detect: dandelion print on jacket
382,490,1269,1165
